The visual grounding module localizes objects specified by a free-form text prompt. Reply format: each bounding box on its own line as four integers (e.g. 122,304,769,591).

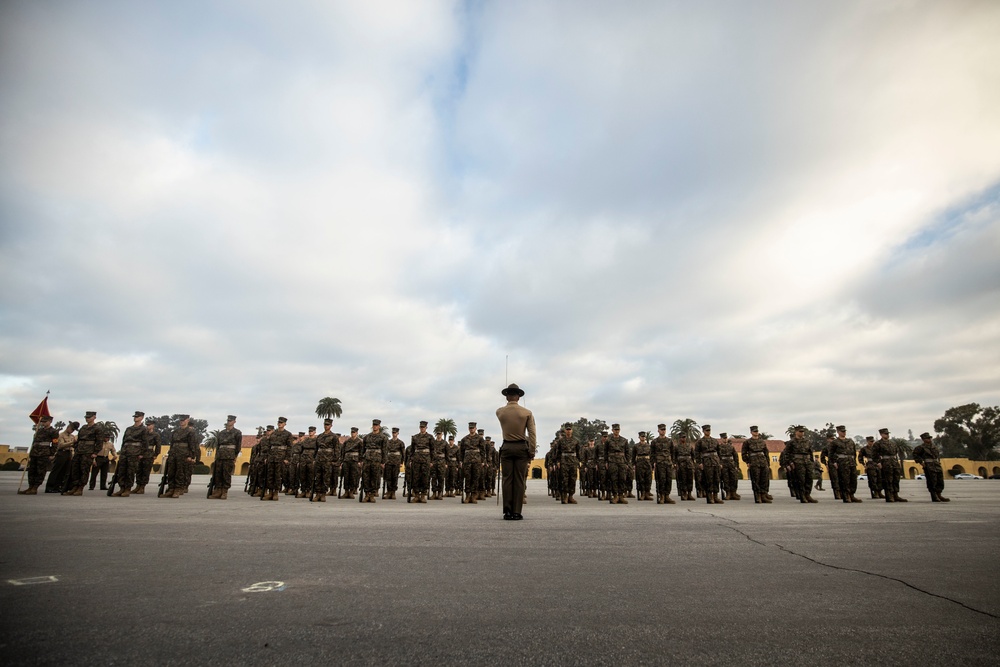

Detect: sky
2,0,999,448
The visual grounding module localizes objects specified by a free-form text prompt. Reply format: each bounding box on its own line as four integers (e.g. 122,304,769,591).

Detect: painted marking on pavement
241,581,286,593
8,576,59,586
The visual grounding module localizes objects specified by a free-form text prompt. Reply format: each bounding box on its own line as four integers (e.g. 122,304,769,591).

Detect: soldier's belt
417,449,430,453
700,453,719,458
676,456,692,460
635,455,650,460
218,445,236,450
344,453,359,460
836,454,853,459
434,454,445,459
561,454,578,459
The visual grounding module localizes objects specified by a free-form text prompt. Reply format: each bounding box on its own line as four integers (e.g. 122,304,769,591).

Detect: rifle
206,461,216,499
381,465,387,500
337,464,344,499
359,462,365,503
157,458,169,497
403,467,409,503
496,465,501,506
107,458,120,497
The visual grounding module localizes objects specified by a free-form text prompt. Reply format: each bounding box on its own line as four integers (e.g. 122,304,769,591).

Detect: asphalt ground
1,473,998,666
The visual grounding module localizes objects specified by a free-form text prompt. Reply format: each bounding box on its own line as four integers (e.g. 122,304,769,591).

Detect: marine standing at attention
496,383,536,521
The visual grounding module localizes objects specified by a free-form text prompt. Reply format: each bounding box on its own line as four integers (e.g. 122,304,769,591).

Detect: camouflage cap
702,424,711,431
448,435,454,440
794,425,804,432
419,420,428,427
133,411,145,418
611,423,620,429
865,435,874,441
324,418,333,425
562,422,572,430
434,429,442,435
178,414,190,421
85,411,97,417
277,416,287,424
298,432,305,436
308,426,316,432
749,425,759,433
477,429,484,434
468,422,477,428
372,419,381,425
638,431,647,438
836,425,846,432
227,415,237,422
350,426,358,433
879,427,889,434
144,418,155,425
920,432,932,440
391,427,399,433
266,425,274,431
39,414,52,421
719,432,727,438
657,423,666,429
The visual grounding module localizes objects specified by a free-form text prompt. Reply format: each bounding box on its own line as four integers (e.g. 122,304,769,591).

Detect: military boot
169,489,182,498
753,492,761,503
714,493,725,504
318,493,326,502
833,490,841,500
806,494,818,503
27,486,39,495
938,493,950,502
884,493,894,502
561,494,567,504
729,492,740,500
894,492,907,502
761,494,771,503
656,494,663,504
220,490,228,500
467,493,477,504
272,490,280,501
664,495,676,504
617,495,628,504
568,494,577,504
626,490,635,498
876,489,885,498
120,488,131,497
871,490,877,498
210,488,223,499
134,485,144,494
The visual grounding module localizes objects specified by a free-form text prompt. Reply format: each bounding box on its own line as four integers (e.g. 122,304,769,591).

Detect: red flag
29,395,51,424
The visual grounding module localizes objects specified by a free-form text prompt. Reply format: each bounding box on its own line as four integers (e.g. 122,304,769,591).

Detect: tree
671,419,701,442
315,397,343,421
435,418,457,439
53,420,66,431
100,421,120,443
934,403,1000,461
890,437,913,460
149,415,208,448
569,417,609,444
203,429,222,456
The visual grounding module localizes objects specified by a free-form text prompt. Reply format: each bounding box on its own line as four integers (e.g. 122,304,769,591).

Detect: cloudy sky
2,0,999,447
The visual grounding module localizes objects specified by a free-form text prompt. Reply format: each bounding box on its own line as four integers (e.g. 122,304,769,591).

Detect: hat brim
501,387,525,397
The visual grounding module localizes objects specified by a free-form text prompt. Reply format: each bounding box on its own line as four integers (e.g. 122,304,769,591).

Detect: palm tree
100,421,120,442
670,418,701,442
435,418,457,439
315,397,343,421
203,429,222,456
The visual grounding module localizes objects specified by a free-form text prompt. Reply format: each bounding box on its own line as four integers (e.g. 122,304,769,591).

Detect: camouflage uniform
115,417,147,497
828,431,861,503
384,431,406,499
161,419,201,499
695,429,723,504
605,427,629,504
341,430,363,499
297,431,317,498
458,424,484,504
210,420,243,499
674,436,696,501
445,438,461,497
581,441,595,497
595,435,608,500
912,434,949,502
430,433,448,500
251,428,273,496
873,430,906,503
23,420,59,493
312,423,340,501
261,424,293,501
858,439,882,498
361,422,388,502
785,431,817,503
632,434,653,501
554,428,580,504
65,416,106,495
820,440,840,499
410,425,434,503
718,435,741,500
284,435,303,494
650,428,675,504
741,429,771,503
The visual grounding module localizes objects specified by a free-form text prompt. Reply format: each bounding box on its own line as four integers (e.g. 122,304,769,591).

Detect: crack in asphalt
685,508,999,620
772,542,1000,620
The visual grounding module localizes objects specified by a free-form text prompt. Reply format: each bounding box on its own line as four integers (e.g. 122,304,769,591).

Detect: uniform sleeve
526,412,537,457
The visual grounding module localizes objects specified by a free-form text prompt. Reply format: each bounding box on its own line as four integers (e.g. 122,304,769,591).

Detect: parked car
915,474,926,480
858,474,868,481
954,473,982,480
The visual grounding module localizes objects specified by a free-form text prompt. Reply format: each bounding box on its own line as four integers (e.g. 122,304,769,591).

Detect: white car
858,474,868,481
915,474,926,480
954,473,982,480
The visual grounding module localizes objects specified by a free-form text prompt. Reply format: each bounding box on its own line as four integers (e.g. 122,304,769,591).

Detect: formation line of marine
18,413,952,505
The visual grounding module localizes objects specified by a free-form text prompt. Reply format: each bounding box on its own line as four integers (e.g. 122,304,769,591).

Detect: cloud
2,1,999,448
